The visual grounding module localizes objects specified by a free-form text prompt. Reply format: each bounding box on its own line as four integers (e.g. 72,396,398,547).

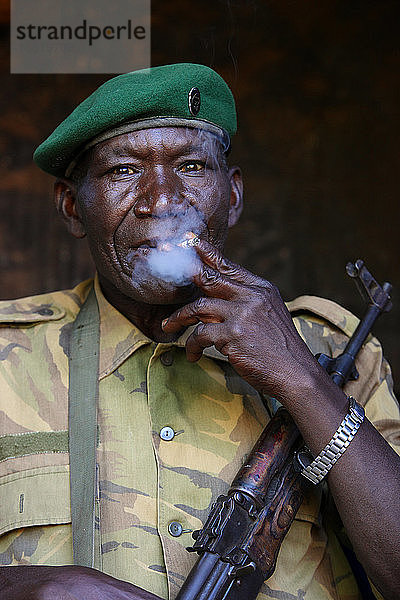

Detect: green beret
33,63,237,177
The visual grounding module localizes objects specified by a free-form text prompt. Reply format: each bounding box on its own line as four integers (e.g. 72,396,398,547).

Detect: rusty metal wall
1,1,399,387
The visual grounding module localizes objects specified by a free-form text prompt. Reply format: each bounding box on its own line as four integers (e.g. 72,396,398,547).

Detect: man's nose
133,168,185,218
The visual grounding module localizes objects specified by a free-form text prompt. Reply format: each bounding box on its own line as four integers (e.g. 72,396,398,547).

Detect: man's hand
0,566,162,600
162,239,321,402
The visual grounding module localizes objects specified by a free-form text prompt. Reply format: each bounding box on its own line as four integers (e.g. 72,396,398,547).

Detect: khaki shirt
0,278,399,599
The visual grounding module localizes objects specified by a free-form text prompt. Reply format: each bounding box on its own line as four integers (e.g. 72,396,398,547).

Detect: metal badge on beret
188,87,201,116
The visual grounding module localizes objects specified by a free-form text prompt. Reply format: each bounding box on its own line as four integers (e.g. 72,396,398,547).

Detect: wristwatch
299,397,365,485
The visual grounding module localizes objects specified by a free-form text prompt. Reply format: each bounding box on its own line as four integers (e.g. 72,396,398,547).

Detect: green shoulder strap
68,285,100,568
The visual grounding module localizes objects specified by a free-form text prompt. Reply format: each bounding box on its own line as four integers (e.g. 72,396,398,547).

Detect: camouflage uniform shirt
0,277,399,600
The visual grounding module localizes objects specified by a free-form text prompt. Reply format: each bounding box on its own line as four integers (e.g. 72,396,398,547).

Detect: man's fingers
162,297,229,333
190,263,244,300
185,322,228,362
195,239,268,288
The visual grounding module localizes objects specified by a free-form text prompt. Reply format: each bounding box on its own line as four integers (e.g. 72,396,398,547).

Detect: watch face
349,397,365,421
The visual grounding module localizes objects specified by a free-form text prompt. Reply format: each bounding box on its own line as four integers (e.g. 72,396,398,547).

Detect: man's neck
97,275,191,343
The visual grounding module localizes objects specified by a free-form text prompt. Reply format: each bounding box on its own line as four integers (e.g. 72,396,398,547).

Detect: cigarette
158,232,200,252
177,231,200,248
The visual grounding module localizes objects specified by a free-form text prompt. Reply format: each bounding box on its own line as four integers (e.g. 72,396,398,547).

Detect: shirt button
160,426,175,441
160,351,174,366
168,521,183,537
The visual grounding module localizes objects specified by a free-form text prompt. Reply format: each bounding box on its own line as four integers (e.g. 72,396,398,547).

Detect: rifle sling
68,285,100,568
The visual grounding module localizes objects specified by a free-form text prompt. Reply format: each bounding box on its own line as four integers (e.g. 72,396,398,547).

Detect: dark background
1,1,399,390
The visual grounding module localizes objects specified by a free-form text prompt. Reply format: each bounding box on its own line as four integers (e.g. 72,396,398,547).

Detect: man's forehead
92,127,223,158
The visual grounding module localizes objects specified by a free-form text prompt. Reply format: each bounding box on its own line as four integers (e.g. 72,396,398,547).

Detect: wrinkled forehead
67,123,227,176
95,126,224,156
73,126,227,176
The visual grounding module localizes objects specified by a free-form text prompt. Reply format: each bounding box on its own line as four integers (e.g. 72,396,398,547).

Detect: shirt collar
93,275,227,379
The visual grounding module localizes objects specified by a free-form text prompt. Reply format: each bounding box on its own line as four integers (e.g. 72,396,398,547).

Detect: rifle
176,260,392,600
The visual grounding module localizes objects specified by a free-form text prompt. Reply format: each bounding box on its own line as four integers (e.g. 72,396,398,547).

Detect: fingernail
161,318,169,328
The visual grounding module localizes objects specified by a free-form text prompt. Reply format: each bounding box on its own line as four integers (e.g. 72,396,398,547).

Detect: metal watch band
301,397,365,485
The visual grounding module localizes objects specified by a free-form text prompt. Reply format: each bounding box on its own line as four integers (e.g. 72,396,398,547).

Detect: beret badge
188,87,201,116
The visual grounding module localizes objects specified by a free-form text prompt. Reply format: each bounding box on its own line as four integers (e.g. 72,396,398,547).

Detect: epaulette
286,295,360,339
0,295,66,324
0,280,93,326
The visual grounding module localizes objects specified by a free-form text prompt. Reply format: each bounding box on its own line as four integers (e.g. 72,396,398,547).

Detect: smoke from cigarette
146,232,200,285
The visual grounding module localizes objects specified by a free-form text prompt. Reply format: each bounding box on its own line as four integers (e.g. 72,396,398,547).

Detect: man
0,63,399,600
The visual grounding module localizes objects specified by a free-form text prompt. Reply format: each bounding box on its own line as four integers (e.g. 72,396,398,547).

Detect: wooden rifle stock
177,409,303,600
176,260,392,600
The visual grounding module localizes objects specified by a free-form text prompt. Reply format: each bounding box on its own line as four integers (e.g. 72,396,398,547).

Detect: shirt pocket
0,465,72,565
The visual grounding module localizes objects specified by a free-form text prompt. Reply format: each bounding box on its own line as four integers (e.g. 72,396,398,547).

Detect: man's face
69,127,242,305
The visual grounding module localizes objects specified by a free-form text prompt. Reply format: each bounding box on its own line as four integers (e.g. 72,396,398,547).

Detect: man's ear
228,166,244,228
54,179,86,239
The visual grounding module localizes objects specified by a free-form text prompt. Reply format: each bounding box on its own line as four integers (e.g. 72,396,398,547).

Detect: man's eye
179,161,205,174
110,165,138,176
